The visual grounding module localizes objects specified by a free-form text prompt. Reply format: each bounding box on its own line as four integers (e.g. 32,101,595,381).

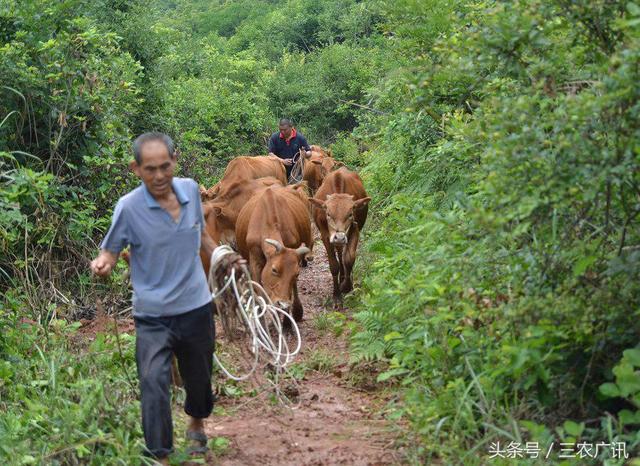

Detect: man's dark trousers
134,301,215,458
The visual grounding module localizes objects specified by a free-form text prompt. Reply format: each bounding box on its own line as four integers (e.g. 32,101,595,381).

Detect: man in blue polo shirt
90,132,229,465
268,118,311,180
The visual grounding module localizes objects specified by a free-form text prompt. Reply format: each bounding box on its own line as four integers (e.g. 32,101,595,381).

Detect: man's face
131,140,176,198
279,124,292,139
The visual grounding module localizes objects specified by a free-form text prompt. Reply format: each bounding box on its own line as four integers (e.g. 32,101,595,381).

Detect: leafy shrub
0,293,144,464
349,0,640,462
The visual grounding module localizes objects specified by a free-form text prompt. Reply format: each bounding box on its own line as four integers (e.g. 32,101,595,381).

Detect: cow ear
333,161,344,169
290,181,309,194
309,198,326,210
211,206,227,217
354,197,371,210
310,160,322,166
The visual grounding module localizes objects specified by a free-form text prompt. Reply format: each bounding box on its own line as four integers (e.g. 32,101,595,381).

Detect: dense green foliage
349,0,640,463
0,300,141,464
1,0,639,463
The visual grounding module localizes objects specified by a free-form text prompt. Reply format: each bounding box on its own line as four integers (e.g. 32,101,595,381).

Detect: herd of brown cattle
198,145,371,323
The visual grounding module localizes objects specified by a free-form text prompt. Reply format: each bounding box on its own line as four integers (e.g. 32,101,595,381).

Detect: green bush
0,293,144,464
349,0,640,463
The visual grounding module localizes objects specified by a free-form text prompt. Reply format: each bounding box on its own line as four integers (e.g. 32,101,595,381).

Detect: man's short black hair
132,132,175,164
279,118,292,127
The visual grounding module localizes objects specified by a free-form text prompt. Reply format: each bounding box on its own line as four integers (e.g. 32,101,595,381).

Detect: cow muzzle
330,232,348,244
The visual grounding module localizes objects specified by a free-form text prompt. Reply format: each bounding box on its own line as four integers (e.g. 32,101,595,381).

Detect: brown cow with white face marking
236,185,312,321
310,167,370,298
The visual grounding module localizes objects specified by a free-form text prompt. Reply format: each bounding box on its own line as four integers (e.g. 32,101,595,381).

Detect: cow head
309,145,333,157
310,157,344,180
310,194,371,244
286,181,310,203
203,202,236,245
261,238,310,310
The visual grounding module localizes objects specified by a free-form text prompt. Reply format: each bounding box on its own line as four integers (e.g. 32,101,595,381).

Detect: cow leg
322,233,341,298
340,226,360,294
248,249,265,283
282,279,304,332
336,244,345,290
291,281,303,322
301,227,315,267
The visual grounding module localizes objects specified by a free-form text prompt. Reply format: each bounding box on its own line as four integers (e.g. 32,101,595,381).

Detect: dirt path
199,238,402,465
76,237,402,464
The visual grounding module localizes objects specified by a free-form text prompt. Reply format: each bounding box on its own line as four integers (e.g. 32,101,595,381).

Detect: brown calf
310,167,370,298
302,152,343,193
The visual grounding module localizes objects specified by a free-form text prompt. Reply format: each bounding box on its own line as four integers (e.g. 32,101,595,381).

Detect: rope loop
289,148,305,183
207,245,302,384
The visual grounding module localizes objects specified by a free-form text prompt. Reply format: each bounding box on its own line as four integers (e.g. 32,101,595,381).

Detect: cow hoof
282,317,293,331
291,304,303,323
340,282,353,294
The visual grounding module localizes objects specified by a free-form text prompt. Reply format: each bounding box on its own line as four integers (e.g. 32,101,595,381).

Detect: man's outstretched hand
90,250,119,277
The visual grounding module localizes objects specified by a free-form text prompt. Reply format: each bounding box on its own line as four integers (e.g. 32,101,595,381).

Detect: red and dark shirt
268,129,310,160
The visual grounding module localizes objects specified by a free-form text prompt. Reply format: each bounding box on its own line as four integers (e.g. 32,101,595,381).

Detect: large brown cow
310,167,370,298
201,155,286,201
302,151,343,193
223,155,287,182
236,185,312,321
199,177,283,273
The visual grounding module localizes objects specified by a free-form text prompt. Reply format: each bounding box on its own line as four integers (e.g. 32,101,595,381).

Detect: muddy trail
194,237,402,465
77,236,402,465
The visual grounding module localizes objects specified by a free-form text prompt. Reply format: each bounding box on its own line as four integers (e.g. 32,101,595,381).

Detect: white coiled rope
289,149,305,183
207,245,302,384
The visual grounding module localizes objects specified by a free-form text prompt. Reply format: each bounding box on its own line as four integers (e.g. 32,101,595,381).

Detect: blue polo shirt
100,177,212,318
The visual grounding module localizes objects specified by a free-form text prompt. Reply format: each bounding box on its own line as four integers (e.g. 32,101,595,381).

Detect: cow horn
296,246,311,257
265,238,284,253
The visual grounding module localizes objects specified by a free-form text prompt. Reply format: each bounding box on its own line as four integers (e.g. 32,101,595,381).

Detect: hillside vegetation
1,0,639,464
